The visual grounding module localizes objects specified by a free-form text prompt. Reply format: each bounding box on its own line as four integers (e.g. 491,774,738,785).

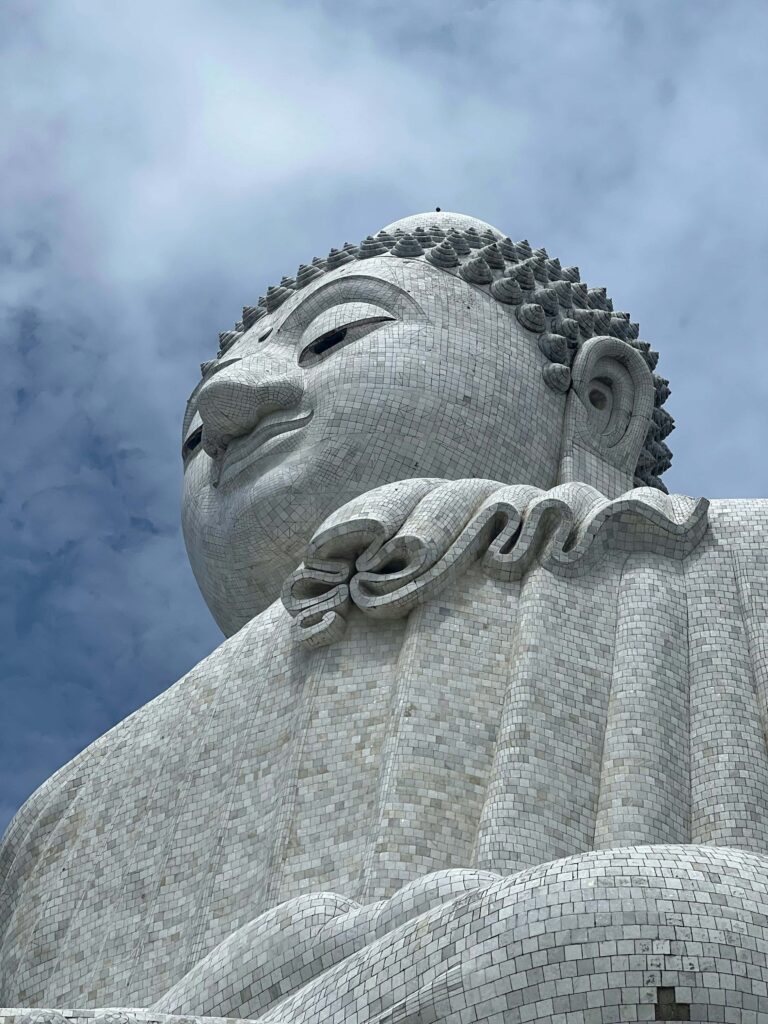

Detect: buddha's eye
182,425,203,464
299,316,395,367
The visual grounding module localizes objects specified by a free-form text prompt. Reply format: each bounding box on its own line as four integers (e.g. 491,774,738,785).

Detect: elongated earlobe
559,335,655,498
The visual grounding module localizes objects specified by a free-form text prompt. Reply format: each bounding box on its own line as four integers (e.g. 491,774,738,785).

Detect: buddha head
181,211,673,635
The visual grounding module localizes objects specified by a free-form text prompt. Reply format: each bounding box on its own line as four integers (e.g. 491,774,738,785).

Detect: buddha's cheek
303,348,456,463
181,455,214,544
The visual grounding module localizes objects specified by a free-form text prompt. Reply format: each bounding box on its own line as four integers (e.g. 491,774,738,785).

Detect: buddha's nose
196,355,305,458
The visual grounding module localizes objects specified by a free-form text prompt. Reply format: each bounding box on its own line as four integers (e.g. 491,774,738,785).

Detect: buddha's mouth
214,410,314,488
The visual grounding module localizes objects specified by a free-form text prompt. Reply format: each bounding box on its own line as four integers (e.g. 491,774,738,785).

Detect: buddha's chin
185,438,416,634
188,520,303,636
195,544,296,638
185,473,336,636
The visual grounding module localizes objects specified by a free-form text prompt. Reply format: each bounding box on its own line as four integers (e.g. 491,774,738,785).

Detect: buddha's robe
2,480,768,1011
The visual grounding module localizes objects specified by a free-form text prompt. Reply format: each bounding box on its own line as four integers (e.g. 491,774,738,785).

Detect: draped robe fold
3,495,768,1009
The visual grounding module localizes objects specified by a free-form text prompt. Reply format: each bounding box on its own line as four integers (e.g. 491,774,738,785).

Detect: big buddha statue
4,212,768,1024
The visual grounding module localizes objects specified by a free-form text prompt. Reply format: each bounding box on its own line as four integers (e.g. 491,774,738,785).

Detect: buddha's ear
559,335,655,497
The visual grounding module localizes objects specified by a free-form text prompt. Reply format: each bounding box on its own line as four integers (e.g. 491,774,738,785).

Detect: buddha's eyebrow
278,274,426,339
203,356,241,381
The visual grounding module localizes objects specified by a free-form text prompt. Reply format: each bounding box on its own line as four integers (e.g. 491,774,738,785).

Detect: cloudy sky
2,0,768,833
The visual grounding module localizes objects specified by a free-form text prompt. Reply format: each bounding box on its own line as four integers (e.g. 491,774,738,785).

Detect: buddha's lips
214,409,313,487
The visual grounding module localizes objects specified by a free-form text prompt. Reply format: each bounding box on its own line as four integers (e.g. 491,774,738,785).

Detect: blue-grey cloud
2,0,768,832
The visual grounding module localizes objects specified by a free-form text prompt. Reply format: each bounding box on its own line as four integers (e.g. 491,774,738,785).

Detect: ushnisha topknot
212,213,673,490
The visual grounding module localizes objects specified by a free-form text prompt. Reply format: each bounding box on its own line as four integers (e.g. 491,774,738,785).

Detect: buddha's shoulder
0,600,288,864
704,496,768,544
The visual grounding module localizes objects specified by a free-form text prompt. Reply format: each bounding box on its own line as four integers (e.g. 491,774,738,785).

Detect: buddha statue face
181,213,663,635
